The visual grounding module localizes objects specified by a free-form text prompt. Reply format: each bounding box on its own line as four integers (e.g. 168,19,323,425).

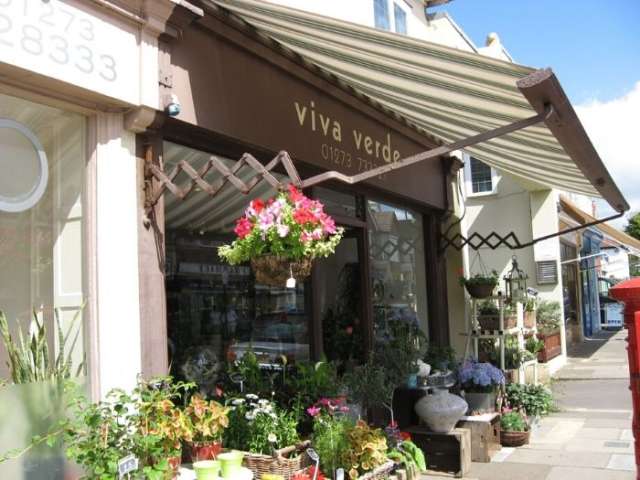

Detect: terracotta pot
191,441,223,462
465,283,495,299
168,455,182,480
524,311,536,329
501,429,530,447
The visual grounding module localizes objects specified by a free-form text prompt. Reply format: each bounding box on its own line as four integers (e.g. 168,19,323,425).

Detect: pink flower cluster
233,185,337,244
306,397,349,418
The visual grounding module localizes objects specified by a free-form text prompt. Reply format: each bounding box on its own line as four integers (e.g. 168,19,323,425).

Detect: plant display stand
456,413,501,463
465,294,539,385
405,426,470,478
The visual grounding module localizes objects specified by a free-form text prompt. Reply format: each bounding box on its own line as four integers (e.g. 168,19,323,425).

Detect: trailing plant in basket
218,185,343,264
500,410,528,432
459,270,499,288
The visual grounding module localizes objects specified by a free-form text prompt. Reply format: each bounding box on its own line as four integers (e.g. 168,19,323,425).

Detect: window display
163,142,311,385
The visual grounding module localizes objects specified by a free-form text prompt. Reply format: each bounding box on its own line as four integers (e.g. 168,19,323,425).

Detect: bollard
610,277,640,480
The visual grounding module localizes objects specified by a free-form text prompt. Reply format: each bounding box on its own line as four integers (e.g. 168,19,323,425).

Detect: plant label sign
118,455,139,478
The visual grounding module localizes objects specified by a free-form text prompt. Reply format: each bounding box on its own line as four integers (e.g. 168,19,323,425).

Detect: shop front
144,1,454,379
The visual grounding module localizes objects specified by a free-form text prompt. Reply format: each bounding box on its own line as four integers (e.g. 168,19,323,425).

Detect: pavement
424,328,636,480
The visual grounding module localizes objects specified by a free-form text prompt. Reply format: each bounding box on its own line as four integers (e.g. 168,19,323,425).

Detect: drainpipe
609,277,640,480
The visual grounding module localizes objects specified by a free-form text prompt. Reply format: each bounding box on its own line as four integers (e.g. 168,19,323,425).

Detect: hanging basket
250,255,313,287
465,283,496,299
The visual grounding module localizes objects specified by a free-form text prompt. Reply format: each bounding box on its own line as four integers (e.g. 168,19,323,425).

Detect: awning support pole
299,104,553,188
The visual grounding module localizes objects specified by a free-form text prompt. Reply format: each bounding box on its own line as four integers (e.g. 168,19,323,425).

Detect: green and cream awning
210,0,628,212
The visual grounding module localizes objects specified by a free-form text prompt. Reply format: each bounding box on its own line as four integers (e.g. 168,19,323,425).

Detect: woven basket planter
251,255,312,287
464,283,495,299
243,441,311,480
500,429,530,447
477,315,516,330
356,461,395,480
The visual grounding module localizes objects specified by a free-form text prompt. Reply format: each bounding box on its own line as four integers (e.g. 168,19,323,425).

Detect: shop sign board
0,0,140,105
170,18,446,210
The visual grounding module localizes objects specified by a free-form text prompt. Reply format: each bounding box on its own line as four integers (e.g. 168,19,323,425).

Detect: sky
440,0,640,226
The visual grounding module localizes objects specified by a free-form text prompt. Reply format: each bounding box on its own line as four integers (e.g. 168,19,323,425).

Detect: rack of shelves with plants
467,294,538,385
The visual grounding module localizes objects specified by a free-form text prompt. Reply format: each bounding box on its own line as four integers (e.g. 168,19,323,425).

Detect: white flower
268,433,278,443
246,394,259,400
277,224,289,238
245,412,256,421
258,399,270,406
232,398,245,406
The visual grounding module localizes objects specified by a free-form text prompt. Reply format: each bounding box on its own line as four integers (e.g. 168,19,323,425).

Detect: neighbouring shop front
149,2,452,380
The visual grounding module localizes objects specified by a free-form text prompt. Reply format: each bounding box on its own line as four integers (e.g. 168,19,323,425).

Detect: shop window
367,200,428,344
0,93,87,380
393,3,407,34
163,142,311,386
374,0,390,30
464,156,496,195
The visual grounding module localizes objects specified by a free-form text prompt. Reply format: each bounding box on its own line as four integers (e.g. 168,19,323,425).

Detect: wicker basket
243,441,311,480
251,255,313,287
500,429,530,447
464,283,495,299
477,314,517,331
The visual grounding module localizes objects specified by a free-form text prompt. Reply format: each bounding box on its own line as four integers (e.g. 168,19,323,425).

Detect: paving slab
607,454,636,472
544,466,635,480
503,448,611,468
621,430,633,441
563,437,633,454
575,427,622,440
468,462,552,480
584,418,632,429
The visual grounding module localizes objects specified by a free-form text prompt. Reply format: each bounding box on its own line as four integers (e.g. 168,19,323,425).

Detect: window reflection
368,200,428,343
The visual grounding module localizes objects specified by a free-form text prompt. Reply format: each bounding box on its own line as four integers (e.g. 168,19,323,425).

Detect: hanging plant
218,185,343,286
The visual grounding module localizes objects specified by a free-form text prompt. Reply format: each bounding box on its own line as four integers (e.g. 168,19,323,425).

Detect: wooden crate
456,413,501,462
405,426,470,478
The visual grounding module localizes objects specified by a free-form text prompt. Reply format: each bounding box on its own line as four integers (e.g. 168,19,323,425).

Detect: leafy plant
374,320,425,385
423,344,457,372
625,211,640,241
525,298,536,313
343,354,396,423
226,351,274,398
536,300,562,334
224,394,299,454
219,186,344,264
500,411,528,432
287,361,339,413
477,300,499,316
0,308,84,384
505,383,554,417
343,421,388,480
311,413,353,478
525,336,544,354
388,440,426,480
184,395,229,443
459,271,499,288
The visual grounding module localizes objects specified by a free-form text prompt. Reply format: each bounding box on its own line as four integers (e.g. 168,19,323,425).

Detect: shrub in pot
459,271,499,299
458,360,505,414
185,395,229,462
524,299,537,328
500,410,530,447
535,300,562,362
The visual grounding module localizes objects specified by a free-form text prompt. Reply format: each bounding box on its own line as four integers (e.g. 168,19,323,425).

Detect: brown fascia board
517,68,629,213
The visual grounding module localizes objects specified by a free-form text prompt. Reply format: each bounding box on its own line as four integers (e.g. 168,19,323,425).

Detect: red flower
234,217,253,239
293,208,317,225
250,198,265,213
399,431,412,441
288,184,305,203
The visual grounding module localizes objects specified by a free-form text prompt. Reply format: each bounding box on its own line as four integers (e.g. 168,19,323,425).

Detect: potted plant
476,300,500,330
499,410,530,447
459,271,499,299
535,300,562,363
223,394,305,479
524,298,537,328
218,185,343,286
504,303,518,329
458,360,504,414
184,395,230,462
343,354,396,425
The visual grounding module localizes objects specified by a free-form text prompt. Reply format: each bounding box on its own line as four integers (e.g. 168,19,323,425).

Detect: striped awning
211,0,627,212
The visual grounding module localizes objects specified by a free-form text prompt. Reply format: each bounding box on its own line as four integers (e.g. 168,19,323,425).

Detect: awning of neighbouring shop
209,0,628,213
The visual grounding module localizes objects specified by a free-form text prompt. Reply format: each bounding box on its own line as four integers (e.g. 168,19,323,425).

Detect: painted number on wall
0,0,117,81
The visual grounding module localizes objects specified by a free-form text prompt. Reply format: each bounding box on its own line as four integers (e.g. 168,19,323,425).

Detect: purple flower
458,360,504,388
